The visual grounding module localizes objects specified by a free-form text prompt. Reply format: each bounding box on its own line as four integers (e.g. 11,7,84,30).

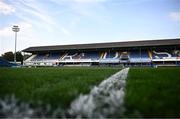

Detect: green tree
2,51,23,64
2,52,14,61
16,52,23,64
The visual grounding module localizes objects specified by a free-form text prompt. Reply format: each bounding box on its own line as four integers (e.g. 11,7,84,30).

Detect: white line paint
69,68,129,118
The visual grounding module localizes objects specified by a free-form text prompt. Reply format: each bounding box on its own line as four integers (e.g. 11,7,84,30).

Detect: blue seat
0,57,17,67
130,50,151,63
105,52,117,59
83,52,99,60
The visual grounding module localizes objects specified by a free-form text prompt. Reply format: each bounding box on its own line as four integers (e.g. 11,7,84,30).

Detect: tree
2,52,14,61
2,51,23,64
16,52,23,63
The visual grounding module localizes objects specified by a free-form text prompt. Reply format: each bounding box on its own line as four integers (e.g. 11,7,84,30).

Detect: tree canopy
2,51,23,63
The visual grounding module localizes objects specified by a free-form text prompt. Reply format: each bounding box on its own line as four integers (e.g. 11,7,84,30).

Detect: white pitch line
68,68,130,118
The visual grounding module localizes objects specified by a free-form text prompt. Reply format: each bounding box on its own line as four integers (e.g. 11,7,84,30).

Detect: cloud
0,22,39,55
0,22,32,38
7,0,71,35
51,0,106,4
60,27,71,36
48,0,109,37
169,12,180,22
0,26,11,37
74,0,106,4
50,0,109,23
0,0,15,15
10,0,55,26
50,0,107,15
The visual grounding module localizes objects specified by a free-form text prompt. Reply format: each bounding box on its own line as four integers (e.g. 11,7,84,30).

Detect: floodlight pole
12,25,20,64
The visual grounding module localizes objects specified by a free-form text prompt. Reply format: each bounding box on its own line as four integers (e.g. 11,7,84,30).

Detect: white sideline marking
68,68,129,118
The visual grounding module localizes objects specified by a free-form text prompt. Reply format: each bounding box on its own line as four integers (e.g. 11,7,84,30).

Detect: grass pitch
0,67,120,108
125,67,180,117
0,67,180,117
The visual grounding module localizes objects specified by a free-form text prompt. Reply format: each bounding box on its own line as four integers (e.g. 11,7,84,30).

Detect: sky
0,0,180,55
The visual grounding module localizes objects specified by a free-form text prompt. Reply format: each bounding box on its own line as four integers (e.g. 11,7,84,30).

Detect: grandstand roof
23,38,180,52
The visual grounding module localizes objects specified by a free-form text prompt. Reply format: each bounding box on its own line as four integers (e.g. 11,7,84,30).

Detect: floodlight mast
12,25,20,64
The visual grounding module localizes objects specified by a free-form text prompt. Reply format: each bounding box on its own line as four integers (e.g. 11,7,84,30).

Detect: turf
124,67,180,118
1,67,180,117
0,67,120,108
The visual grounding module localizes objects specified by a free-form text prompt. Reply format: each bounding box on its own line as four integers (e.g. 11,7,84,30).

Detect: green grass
0,67,120,108
125,67,180,117
1,67,180,117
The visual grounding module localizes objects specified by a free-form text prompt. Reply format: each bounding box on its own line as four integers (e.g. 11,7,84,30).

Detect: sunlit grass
0,67,120,109
1,67,180,118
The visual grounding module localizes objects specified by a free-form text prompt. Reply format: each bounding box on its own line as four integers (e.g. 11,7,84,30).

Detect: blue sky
0,0,180,55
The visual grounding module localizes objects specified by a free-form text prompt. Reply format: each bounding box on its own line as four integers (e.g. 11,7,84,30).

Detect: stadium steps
148,51,152,59
103,52,107,59
60,53,67,60
153,50,172,58
100,52,104,59
113,52,119,59
25,54,37,61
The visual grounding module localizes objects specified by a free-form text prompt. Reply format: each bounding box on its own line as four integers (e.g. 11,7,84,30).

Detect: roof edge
23,38,180,52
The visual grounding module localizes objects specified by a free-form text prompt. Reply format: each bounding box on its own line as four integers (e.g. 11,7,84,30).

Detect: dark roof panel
23,38,180,52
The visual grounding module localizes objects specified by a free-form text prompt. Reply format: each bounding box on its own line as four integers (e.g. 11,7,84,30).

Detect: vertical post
14,32,17,64
140,48,142,66
175,46,177,65
12,25,20,64
23,52,25,65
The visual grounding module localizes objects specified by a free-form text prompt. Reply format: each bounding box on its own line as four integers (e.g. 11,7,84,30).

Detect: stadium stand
22,38,180,67
83,51,100,60
48,53,61,60
0,57,17,67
